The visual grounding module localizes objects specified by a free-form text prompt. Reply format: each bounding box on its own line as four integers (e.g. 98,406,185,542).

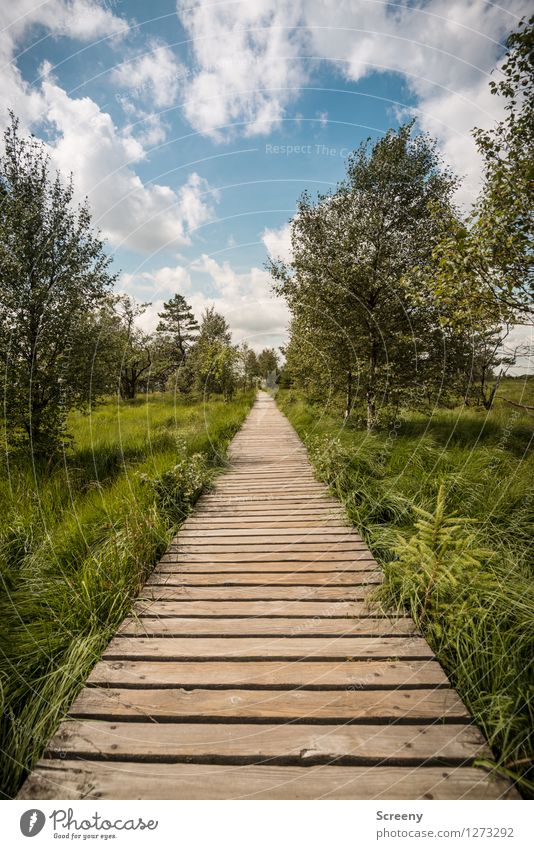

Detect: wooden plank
19,760,517,800
140,586,372,601
192,506,345,516
70,687,469,722
102,635,434,660
146,572,381,585
164,552,372,562
156,562,377,573
177,528,359,538
172,545,367,553
48,720,490,763
87,659,450,689
181,520,350,529
133,600,382,616
116,616,417,637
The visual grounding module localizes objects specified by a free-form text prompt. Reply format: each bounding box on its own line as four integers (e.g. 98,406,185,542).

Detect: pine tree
156,293,199,367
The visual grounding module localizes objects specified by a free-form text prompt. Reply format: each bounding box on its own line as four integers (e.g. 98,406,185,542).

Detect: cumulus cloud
0,0,125,130
112,39,186,108
189,254,289,348
122,253,289,349
42,79,218,252
176,0,529,202
262,222,293,264
123,264,192,296
176,0,306,141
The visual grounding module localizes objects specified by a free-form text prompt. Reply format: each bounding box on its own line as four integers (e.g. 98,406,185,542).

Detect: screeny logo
20,809,46,837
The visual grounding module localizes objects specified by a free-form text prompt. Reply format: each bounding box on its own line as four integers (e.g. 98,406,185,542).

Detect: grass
0,390,255,798
277,378,534,795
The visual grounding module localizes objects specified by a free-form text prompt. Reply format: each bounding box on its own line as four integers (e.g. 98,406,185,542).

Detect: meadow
0,391,254,798
277,378,534,795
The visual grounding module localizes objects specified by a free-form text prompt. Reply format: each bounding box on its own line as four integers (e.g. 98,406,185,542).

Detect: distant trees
258,348,279,382
0,115,116,454
239,343,260,390
156,293,199,371
270,13,534,426
270,123,458,429
187,307,237,399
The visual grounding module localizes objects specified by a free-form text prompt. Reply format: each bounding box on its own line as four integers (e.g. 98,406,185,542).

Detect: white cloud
176,0,306,141
122,253,289,349
112,39,185,108
41,79,218,252
302,0,530,205
123,264,191,295
175,0,529,202
262,222,293,264
188,254,290,348
0,0,125,131
0,2,221,255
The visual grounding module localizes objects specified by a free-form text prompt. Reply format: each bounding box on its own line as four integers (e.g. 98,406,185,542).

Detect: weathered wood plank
140,586,372,601
177,528,359,538
156,562,377,573
70,687,469,722
117,616,417,637
20,761,516,800
133,600,381,616
145,572,382,585
19,761,517,800
102,635,433,660
48,721,490,763
87,659,450,689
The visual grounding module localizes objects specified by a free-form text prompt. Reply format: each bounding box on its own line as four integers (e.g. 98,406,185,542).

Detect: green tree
257,347,279,381
0,115,116,454
269,124,457,428
156,293,199,369
113,295,154,400
430,15,533,322
190,307,237,399
238,343,260,389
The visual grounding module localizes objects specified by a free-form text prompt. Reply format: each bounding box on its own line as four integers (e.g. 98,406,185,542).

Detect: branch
501,396,534,414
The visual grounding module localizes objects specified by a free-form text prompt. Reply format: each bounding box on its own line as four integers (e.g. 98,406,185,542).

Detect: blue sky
1,0,531,360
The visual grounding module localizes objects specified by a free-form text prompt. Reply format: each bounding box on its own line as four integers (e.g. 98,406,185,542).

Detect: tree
257,348,279,382
0,115,116,454
156,293,199,368
429,15,534,322
269,124,457,429
189,307,237,399
238,343,260,389
113,296,154,400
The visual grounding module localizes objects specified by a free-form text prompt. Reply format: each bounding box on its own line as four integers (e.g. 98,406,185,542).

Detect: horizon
1,0,532,370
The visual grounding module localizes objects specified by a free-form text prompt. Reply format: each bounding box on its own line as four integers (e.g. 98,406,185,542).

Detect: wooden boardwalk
19,392,517,799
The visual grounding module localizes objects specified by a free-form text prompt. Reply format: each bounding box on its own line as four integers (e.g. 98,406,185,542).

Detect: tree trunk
483,369,504,411
343,369,352,421
366,347,377,431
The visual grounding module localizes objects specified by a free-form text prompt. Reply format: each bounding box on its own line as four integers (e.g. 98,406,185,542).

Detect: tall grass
277,385,534,795
0,391,254,798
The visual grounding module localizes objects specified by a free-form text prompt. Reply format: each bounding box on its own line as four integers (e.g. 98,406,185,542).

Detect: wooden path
19,392,516,799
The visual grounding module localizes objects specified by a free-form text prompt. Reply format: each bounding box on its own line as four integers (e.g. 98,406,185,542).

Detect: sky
1,0,531,365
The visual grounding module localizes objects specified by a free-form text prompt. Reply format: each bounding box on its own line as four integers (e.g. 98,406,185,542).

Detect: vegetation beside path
0,391,254,798
277,384,534,796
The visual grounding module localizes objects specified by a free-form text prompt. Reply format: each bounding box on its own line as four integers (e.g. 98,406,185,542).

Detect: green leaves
269,124,460,428
139,446,210,524
0,115,116,454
